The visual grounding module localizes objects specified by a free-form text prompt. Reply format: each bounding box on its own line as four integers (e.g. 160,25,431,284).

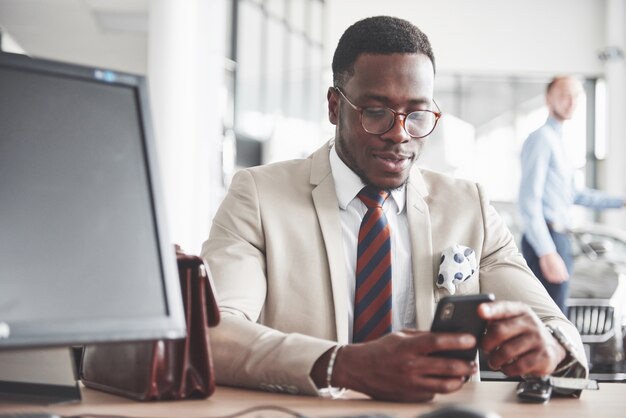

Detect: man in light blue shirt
519,76,625,314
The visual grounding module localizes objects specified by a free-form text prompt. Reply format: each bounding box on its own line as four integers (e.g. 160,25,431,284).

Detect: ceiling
0,0,149,74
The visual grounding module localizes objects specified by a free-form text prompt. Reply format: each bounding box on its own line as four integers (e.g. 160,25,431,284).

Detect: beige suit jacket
201,141,586,395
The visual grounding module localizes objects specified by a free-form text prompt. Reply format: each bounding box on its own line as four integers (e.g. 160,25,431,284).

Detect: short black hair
331,16,435,88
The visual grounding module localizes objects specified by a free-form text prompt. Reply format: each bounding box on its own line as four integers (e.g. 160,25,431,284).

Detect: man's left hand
478,301,566,377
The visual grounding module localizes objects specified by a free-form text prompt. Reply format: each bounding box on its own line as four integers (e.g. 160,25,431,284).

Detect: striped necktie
353,185,392,343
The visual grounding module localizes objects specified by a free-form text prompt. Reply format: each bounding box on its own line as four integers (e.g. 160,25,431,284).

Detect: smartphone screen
430,293,495,360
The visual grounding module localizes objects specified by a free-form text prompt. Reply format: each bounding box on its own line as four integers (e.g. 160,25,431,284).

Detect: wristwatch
546,325,579,375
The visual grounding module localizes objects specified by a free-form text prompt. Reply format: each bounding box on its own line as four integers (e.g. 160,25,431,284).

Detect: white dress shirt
329,145,416,342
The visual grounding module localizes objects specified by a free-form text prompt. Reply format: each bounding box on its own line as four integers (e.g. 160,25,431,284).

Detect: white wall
148,0,227,254
326,0,605,75
603,0,626,227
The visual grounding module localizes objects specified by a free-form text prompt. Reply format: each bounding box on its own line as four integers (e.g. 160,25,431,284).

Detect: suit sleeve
477,184,588,381
201,169,335,395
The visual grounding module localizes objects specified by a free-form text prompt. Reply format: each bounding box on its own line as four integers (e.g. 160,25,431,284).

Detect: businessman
202,16,587,402
519,76,625,314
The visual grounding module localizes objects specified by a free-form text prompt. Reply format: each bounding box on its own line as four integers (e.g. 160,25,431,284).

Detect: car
568,224,626,379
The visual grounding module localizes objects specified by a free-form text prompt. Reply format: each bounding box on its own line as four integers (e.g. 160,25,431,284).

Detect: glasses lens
405,111,436,137
361,107,394,134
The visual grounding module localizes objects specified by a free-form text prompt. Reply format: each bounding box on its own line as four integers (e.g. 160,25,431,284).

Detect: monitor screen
0,53,186,349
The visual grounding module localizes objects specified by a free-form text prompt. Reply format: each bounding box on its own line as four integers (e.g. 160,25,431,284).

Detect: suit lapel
310,142,349,344
407,168,436,330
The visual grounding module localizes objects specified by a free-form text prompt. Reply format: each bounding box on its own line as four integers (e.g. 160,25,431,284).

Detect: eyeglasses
334,87,442,139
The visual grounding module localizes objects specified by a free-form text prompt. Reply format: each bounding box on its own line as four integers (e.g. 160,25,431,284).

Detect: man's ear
327,87,339,125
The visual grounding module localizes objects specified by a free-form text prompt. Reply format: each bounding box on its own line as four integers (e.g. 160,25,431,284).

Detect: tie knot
357,185,389,209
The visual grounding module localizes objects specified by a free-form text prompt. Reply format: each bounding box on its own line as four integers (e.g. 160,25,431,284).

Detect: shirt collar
546,115,564,137
329,144,406,214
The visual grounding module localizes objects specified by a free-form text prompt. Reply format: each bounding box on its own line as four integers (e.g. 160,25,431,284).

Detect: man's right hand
312,330,477,402
539,252,569,283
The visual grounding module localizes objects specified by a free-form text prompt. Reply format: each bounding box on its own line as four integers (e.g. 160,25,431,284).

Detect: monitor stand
0,347,81,405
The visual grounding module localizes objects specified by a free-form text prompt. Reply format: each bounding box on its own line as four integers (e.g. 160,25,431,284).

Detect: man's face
547,77,583,122
328,53,435,190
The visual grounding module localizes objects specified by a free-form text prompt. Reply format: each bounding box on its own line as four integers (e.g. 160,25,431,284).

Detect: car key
516,377,552,403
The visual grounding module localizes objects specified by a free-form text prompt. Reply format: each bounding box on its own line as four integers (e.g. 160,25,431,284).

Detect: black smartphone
430,293,495,360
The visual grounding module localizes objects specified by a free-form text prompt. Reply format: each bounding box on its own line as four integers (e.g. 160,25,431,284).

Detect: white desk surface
0,381,624,418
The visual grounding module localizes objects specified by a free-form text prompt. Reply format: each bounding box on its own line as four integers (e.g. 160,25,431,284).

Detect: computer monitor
0,52,186,395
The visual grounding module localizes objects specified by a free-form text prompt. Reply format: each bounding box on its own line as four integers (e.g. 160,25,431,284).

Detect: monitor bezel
0,52,186,348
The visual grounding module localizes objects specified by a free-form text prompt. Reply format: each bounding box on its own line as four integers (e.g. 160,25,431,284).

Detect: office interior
1,0,626,411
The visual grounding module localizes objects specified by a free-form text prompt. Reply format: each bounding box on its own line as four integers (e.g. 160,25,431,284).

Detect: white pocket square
436,244,477,295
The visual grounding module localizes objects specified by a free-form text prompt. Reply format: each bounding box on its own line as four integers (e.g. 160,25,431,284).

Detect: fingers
479,311,565,377
496,351,535,377
407,331,477,355
490,347,557,377
402,333,478,382
542,265,568,283
539,253,569,282
486,332,539,370
478,300,528,321
481,314,531,353
400,331,476,354
389,357,473,401
547,275,568,284
479,303,549,376
405,355,477,378
373,330,476,357
345,331,478,401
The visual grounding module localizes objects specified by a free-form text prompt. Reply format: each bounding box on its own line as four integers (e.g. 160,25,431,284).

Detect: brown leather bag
80,250,220,401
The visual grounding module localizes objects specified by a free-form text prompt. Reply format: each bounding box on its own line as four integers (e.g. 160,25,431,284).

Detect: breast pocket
434,273,480,302
454,273,480,295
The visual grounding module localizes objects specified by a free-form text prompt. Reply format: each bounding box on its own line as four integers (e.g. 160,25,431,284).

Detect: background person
519,76,626,314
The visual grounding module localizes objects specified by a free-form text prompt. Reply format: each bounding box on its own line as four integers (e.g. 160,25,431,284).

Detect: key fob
516,377,552,403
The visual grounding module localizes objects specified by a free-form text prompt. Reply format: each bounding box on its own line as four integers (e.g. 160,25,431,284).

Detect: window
232,0,326,166
422,75,597,213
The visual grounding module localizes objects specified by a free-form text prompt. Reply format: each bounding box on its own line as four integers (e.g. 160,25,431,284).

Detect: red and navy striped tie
353,185,392,343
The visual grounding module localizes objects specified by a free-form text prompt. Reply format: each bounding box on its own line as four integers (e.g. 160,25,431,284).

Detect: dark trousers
521,230,573,315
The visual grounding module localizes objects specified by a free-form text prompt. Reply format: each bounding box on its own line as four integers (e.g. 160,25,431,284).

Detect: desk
0,382,624,418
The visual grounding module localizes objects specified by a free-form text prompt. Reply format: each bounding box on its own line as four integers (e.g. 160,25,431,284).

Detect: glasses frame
334,87,442,139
